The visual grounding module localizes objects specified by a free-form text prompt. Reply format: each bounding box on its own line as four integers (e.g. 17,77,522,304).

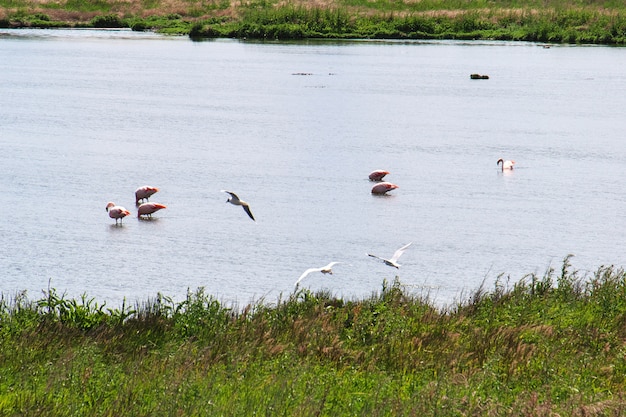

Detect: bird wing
390,242,412,263
242,204,255,221
368,253,386,262
221,190,238,199
295,268,321,286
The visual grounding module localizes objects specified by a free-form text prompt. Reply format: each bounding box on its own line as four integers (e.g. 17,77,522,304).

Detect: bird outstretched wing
390,242,412,263
242,204,255,221
221,190,238,200
323,262,340,270
295,268,320,286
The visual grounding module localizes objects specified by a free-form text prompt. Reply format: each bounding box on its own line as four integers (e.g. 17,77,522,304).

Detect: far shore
1,0,625,43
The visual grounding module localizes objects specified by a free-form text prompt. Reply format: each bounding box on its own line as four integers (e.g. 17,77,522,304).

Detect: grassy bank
1,0,626,43
3,257,626,415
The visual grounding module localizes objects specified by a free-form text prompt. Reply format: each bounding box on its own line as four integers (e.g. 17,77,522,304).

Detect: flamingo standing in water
294,262,342,287
371,182,399,195
221,190,255,221
137,202,167,218
369,170,390,182
368,242,412,269
497,158,515,171
135,186,159,204
106,202,131,225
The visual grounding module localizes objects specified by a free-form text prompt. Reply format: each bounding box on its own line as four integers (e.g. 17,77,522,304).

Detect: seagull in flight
368,242,412,269
295,262,342,287
221,190,255,221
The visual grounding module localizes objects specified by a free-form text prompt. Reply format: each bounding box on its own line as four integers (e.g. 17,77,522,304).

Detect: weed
4,260,626,414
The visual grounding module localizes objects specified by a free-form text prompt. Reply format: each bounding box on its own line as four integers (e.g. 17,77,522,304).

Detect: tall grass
3,259,626,415
186,5,626,43
1,0,626,43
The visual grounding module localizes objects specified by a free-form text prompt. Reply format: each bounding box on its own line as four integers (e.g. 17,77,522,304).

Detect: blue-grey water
2,28,626,308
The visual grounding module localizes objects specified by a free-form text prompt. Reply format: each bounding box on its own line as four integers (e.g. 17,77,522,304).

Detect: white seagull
368,242,412,269
295,262,342,287
221,190,255,221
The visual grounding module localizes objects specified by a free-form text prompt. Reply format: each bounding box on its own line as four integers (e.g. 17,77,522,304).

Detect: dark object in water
470,74,489,79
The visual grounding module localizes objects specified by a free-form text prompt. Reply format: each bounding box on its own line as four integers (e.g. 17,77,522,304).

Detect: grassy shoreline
1,0,626,43
4,258,626,415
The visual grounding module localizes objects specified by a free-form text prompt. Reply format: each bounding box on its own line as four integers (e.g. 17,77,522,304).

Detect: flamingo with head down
137,202,167,218
106,202,131,225
369,170,390,182
371,182,399,195
497,158,515,171
135,186,159,205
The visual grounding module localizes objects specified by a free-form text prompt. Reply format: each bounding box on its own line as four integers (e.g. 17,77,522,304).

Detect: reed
3,258,626,415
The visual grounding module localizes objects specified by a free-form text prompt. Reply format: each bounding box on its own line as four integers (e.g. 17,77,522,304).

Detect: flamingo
369,170,389,182
221,190,255,221
497,158,515,171
137,202,167,218
368,242,412,269
295,262,342,287
106,202,131,225
135,186,159,204
371,182,399,195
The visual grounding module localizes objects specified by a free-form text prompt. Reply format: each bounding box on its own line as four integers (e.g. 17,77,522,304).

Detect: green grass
184,5,626,43
3,256,626,415
1,0,626,43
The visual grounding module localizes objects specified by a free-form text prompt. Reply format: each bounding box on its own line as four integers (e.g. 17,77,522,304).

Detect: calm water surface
2,29,626,308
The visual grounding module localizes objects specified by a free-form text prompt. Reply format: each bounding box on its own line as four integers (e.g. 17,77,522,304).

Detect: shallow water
2,29,626,308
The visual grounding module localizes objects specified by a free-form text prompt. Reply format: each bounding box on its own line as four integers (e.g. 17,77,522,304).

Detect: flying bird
497,158,515,171
295,262,342,287
221,190,255,221
368,242,412,269
371,182,399,195
106,202,131,225
135,186,159,204
369,170,390,182
137,202,167,218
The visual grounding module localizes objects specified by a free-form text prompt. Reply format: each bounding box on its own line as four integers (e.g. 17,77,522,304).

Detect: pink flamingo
135,186,159,204
371,182,399,195
497,158,515,171
137,202,167,218
369,170,390,182
106,202,131,225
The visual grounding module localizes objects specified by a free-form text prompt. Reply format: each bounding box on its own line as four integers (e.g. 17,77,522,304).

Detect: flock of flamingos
106,159,515,286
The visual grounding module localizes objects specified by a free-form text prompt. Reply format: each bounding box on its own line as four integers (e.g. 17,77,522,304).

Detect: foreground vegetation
1,0,626,43
3,257,626,415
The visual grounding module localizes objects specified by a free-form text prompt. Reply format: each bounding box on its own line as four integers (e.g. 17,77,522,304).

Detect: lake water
2,28,626,309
